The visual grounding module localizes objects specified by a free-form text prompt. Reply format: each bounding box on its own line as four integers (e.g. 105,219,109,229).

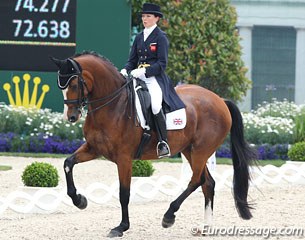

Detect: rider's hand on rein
130,68,146,79
120,68,128,77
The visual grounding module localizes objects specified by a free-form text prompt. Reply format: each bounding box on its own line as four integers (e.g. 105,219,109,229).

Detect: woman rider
120,3,185,158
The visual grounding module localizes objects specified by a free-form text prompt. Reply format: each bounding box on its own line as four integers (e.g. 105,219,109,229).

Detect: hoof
162,215,175,228
75,194,88,209
107,229,123,238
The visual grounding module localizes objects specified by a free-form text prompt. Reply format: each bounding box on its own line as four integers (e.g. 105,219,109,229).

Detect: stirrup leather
157,141,171,158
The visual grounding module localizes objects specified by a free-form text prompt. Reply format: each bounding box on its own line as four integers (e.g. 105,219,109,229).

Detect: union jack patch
150,43,157,52
173,118,183,125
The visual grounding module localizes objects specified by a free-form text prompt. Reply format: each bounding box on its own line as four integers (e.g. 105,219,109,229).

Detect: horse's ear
49,56,65,69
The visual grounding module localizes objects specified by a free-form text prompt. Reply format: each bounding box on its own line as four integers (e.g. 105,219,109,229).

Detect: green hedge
288,142,305,161
132,160,155,177
21,162,59,187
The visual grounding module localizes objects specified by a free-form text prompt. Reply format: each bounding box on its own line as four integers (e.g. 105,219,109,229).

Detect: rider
120,3,185,158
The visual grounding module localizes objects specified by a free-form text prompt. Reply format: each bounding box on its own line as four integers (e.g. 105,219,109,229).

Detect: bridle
58,58,133,115
58,59,88,115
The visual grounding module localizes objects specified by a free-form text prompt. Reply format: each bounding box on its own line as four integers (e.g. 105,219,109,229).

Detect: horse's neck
95,72,124,97
88,72,130,123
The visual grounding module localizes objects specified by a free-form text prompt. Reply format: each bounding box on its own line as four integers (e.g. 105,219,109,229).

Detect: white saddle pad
134,80,186,130
165,108,187,130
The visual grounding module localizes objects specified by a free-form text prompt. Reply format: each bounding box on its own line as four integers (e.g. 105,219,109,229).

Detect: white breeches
139,75,163,115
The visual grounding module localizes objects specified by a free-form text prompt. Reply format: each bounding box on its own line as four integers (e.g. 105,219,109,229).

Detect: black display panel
0,0,76,71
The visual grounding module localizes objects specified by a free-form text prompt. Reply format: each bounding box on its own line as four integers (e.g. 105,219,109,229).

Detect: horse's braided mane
72,50,117,69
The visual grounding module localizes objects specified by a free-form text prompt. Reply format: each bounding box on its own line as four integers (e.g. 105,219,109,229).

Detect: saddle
129,77,186,159
134,78,154,129
133,78,153,159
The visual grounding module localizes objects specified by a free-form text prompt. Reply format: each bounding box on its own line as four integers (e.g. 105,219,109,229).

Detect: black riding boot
154,110,171,158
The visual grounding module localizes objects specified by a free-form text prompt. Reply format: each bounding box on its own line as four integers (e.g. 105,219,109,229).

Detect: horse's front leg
64,143,98,209
108,158,132,238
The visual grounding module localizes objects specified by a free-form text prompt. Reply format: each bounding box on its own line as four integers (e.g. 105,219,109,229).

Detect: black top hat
141,3,163,18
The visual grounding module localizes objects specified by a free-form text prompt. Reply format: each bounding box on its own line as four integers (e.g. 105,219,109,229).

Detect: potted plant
287,142,305,163
131,160,155,202
286,142,305,184
22,161,59,187
132,160,155,177
20,161,60,213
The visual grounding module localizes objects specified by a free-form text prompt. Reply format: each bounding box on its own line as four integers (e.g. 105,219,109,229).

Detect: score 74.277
12,0,74,42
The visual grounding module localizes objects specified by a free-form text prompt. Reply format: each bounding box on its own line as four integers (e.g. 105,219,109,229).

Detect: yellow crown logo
3,73,50,109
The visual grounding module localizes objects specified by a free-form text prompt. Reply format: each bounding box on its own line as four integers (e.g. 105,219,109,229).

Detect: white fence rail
1,159,305,214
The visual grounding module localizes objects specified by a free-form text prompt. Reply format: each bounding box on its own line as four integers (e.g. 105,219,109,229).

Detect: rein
86,78,134,114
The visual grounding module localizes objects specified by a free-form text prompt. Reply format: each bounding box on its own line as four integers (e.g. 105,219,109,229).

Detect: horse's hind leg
201,166,215,226
162,151,206,228
64,143,98,209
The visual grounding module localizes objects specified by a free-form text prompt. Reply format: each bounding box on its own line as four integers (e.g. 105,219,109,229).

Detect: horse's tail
224,99,257,220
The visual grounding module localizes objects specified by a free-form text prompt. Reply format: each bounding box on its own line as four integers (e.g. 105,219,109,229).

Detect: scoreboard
0,0,76,71
0,0,131,111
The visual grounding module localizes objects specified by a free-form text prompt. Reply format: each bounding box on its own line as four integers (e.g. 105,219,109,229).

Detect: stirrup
157,141,171,158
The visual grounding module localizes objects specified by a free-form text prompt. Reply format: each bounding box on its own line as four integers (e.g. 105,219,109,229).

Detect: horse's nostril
69,116,76,122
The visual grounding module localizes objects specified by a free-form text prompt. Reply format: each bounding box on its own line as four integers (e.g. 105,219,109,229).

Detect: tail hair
225,99,257,220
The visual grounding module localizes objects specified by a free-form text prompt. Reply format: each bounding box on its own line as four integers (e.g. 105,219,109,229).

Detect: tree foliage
127,0,251,101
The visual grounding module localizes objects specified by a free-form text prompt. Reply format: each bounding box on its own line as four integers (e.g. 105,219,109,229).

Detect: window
252,26,296,108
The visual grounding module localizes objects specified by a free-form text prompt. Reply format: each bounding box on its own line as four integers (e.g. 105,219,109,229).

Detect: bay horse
51,51,256,237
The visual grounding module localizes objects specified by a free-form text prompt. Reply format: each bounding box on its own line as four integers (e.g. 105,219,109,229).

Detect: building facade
231,0,305,110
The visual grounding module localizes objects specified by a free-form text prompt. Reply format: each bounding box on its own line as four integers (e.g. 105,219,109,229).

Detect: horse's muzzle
67,108,81,123
69,115,77,123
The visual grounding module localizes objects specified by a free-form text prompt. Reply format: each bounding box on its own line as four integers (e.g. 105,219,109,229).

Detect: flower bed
0,100,304,159
0,133,84,154
0,104,84,154
242,99,305,145
216,143,289,160
0,104,84,141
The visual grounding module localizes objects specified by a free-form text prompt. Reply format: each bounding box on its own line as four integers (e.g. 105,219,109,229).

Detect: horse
51,51,257,237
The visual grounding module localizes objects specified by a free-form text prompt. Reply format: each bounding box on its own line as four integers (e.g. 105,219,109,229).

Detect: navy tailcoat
124,27,185,112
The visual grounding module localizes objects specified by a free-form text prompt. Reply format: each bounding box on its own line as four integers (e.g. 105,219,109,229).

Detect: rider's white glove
120,68,128,77
130,68,146,79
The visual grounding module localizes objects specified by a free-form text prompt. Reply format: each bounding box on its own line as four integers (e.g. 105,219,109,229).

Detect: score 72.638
13,0,73,40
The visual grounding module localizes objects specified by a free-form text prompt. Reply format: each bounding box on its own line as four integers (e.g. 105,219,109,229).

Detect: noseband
59,58,133,115
64,76,88,114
